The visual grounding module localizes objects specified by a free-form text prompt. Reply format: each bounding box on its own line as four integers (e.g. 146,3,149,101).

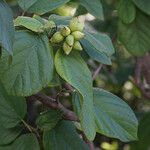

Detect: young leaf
94,88,138,142
78,0,104,20
55,50,96,140
18,0,70,15
118,10,150,56
0,30,54,96
85,32,115,57
117,0,136,24
36,110,62,131
33,15,47,25
81,39,112,65
14,16,44,33
11,134,40,150
0,0,14,54
0,83,26,128
132,0,150,15
0,126,22,145
43,121,89,150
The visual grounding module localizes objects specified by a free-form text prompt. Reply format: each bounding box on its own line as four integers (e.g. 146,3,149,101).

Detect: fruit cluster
50,18,85,55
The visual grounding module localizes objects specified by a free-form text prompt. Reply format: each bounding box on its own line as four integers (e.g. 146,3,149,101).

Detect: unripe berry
69,17,84,32
63,42,72,55
66,35,74,46
71,31,85,40
50,32,64,43
73,41,83,51
60,26,71,37
43,20,56,30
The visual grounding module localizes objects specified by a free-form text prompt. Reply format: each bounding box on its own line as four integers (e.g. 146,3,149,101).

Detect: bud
43,20,56,30
69,17,84,32
66,35,74,46
73,41,83,51
71,31,85,40
63,42,72,55
60,26,71,37
50,32,64,43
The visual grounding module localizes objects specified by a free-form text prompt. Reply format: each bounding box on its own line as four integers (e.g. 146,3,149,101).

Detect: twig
21,119,40,139
55,88,72,101
21,11,25,16
82,132,95,150
21,119,33,133
134,58,150,99
92,64,103,80
28,92,79,122
134,58,142,85
63,83,74,91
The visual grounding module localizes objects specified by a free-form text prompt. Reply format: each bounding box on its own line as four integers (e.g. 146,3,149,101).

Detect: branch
63,83,74,91
27,92,95,150
92,64,103,80
28,92,79,122
82,132,95,150
134,58,142,85
134,58,150,99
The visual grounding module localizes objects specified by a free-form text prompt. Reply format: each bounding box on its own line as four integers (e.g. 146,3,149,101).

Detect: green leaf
118,10,150,56
0,126,22,145
131,112,150,150
18,0,70,15
85,32,115,57
0,146,10,150
49,14,71,26
78,0,104,20
14,16,44,33
36,110,62,131
18,0,37,11
0,83,26,128
48,71,61,87
81,39,112,65
72,91,83,120
43,121,89,150
0,0,15,54
0,30,54,96
33,15,47,25
132,0,150,15
12,134,40,150
73,88,138,142
94,88,138,142
117,0,136,24
55,50,95,140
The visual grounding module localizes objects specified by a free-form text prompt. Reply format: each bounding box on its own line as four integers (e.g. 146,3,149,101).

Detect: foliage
0,0,150,149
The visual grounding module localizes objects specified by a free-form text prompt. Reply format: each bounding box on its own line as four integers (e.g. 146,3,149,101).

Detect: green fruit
43,20,56,30
73,41,83,51
69,17,84,32
71,31,85,40
50,32,64,43
60,26,71,37
66,35,74,46
53,4,72,16
63,42,72,55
